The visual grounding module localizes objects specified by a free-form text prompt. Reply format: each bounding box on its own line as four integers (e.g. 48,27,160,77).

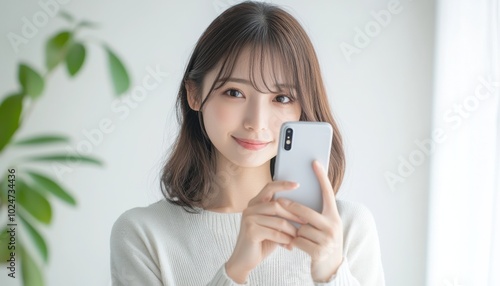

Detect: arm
313,256,360,286
110,209,251,286
312,203,385,286
205,264,248,286
319,203,385,286
110,211,163,286
345,203,385,285
276,162,385,285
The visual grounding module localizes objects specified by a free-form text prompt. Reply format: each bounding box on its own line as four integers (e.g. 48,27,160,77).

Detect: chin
227,150,274,168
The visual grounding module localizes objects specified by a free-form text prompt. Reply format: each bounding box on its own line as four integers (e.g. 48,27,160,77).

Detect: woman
110,1,385,285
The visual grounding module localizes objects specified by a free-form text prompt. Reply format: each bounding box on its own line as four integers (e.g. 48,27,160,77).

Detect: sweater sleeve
110,210,163,286
313,202,385,286
312,256,360,286
110,209,248,286
205,264,248,286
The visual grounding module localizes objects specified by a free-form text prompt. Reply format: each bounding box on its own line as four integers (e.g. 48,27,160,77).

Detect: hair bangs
207,37,300,104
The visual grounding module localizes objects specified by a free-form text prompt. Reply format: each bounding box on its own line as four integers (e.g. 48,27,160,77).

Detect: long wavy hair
160,1,345,213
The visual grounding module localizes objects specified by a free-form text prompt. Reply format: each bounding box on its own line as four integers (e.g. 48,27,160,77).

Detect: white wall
0,0,435,285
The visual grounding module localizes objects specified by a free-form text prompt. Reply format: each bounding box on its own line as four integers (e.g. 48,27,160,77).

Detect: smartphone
272,121,333,224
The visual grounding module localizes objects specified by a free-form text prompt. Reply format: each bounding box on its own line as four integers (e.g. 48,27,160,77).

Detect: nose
243,94,270,132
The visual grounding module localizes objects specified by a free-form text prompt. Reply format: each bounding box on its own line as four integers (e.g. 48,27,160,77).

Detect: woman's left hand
276,160,344,283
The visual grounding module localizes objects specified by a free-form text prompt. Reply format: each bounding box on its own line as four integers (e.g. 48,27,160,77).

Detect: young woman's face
194,47,302,168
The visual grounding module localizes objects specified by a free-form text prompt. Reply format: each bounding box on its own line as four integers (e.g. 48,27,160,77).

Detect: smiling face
187,47,302,168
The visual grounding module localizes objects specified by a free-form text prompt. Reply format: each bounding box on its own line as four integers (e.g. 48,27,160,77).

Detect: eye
275,95,294,105
224,89,244,98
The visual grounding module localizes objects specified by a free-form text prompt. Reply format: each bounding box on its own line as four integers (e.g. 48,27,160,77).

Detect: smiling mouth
232,137,270,150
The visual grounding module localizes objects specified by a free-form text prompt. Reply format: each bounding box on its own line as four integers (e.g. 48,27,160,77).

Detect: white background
0,0,435,285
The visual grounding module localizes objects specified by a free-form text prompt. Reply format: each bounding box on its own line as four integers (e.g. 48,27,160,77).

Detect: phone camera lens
284,128,293,150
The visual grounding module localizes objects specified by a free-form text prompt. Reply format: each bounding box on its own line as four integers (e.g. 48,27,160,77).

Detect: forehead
206,46,292,93
233,47,288,86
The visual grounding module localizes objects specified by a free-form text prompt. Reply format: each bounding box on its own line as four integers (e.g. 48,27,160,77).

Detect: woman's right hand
225,180,306,283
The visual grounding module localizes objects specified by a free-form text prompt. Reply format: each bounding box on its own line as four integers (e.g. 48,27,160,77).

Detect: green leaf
17,180,52,224
0,178,6,203
21,154,103,166
105,46,130,96
65,42,86,76
45,31,72,71
58,11,75,23
19,215,48,263
0,226,11,262
26,170,76,206
12,134,70,146
76,20,99,29
0,174,10,203
18,64,45,99
0,93,24,152
20,247,44,286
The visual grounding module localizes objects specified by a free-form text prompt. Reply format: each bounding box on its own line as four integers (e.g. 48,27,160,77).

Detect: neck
204,152,273,213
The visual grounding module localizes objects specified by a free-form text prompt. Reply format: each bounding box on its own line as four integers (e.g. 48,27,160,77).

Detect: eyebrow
216,77,295,89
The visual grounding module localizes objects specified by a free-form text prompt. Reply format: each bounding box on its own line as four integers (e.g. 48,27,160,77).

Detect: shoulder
110,200,182,238
335,199,379,238
336,200,376,223
335,201,385,283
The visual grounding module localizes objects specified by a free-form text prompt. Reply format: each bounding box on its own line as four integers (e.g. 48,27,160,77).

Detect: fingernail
290,182,300,188
313,160,321,168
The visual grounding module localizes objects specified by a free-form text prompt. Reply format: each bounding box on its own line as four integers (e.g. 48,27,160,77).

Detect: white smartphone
272,121,333,221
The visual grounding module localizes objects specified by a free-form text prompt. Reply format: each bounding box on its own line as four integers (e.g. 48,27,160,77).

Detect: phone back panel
273,121,333,213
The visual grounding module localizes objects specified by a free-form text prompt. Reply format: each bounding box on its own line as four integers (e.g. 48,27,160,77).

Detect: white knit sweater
110,199,385,285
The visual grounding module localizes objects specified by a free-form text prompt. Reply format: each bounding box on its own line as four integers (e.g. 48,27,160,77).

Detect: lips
232,136,270,150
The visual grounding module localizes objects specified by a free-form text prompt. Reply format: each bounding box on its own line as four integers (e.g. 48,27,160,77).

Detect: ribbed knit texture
110,199,385,285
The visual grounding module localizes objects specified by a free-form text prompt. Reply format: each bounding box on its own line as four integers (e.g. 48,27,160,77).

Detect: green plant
0,11,130,285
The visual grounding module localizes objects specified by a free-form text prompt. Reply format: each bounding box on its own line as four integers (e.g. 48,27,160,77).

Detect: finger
248,180,299,206
312,160,338,216
252,215,297,237
296,223,324,245
245,200,306,224
291,237,340,261
290,236,317,259
251,224,295,245
277,198,329,230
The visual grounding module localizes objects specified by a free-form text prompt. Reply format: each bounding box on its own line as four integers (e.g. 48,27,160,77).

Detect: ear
185,81,201,111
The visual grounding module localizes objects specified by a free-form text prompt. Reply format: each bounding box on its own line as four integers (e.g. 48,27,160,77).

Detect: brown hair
160,1,345,213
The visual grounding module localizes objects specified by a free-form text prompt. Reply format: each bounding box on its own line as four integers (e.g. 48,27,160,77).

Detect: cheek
291,104,302,120
204,101,239,129
213,103,236,122
268,106,302,131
